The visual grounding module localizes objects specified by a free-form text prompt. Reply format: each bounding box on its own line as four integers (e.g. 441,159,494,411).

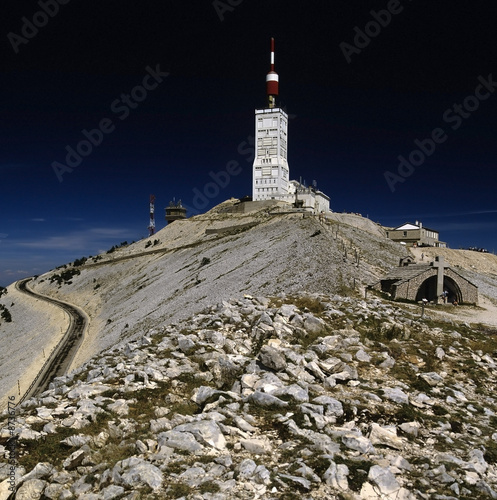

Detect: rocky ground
2,292,497,499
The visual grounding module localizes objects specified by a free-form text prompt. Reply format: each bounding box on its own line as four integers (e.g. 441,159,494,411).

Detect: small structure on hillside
373,256,478,304
165,200,187,224
384,221,446,248
288,180,330,213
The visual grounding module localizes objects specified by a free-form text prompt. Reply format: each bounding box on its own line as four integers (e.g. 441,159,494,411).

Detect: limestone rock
435,347,445,360
43,484,66,499
237,458,257,478
150,417,171,433
240,438,271,454
272,383,309,403
191,385,219,405
419,372,444,386
248,391,289,408
174,420,226,450
61,434,91,447
66,383,111,400
15,479,46,500
157,430,203,452
107,399,129,416
20,463,55,482
313,395,344,417
342,433,375,454
355,349,371,362
114,457,163,491
303,314,326,334
323,461,349,490
62,449,86,470
382,387,409,405
367,465,401,496
278,473,311,490
369,423,404,450
93,431,109,448
259,345,286,371
3,291,497,499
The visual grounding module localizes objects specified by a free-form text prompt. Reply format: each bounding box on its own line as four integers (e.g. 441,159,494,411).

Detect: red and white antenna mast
148,194,156,236
266,37,279,108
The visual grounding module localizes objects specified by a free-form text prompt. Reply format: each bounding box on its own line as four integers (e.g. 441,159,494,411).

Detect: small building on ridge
385,221,446,248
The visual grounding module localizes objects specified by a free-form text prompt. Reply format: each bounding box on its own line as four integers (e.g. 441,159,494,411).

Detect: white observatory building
252,39,330,213
252,38,290,201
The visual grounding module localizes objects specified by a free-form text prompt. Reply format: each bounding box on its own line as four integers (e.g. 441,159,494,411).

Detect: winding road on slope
15,278,88,403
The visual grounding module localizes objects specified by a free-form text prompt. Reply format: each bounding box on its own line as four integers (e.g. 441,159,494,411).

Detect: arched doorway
415,275,437,302
443,276,463,304
415,275,463,303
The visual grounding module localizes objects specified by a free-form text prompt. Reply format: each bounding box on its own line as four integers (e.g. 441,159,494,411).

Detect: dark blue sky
1,1,497,286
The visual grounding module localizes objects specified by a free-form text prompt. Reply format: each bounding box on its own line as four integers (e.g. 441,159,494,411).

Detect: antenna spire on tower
266,37,279,108
148,194,156,237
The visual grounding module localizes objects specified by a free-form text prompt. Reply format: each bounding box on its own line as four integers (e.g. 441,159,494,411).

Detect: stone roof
381,263,478,290
380,264,432,285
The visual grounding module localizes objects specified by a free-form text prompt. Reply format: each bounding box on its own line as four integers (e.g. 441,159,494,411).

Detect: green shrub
199,481,221,494
0,305,12,323
167,483,192,498
73,256,87,266
484,441,497,464
432,404,448,416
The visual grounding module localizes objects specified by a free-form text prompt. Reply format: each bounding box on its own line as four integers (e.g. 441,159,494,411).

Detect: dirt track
16,278,87,402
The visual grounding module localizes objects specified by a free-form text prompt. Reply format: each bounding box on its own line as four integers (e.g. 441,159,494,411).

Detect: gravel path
0,282,69,411
16,278,88,402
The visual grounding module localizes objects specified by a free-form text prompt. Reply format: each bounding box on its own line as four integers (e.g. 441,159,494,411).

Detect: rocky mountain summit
2,292,497,499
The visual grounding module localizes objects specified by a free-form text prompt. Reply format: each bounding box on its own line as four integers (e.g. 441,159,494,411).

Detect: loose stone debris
1,292,497,499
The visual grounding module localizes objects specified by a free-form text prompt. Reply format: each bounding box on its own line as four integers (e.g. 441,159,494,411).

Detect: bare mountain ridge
27,199,407,372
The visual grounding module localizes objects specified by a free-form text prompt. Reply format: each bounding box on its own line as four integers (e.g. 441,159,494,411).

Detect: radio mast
148,194,156,236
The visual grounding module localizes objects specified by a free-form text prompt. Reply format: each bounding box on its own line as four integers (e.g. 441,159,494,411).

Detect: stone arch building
373,257,478,304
